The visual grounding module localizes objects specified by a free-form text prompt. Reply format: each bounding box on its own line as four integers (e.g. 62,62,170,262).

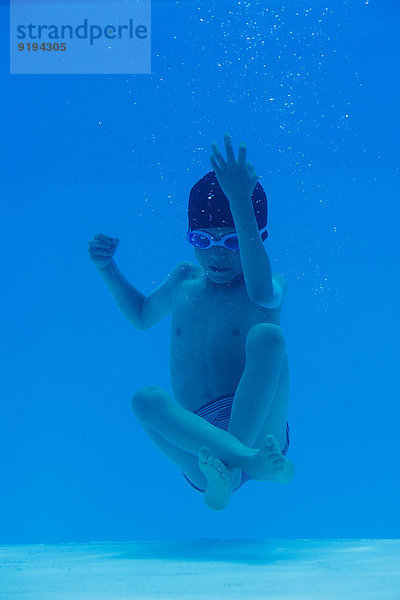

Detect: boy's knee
246,323,286,353
131,385,168,419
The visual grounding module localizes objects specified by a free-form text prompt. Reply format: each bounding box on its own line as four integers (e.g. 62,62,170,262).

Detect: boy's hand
88,233,119,269
210,133,258,210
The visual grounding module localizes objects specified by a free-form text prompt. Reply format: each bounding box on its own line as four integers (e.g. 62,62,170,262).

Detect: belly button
176,328,182,336
232,329,240,336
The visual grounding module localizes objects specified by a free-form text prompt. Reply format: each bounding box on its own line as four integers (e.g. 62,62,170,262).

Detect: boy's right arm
88,233,190,330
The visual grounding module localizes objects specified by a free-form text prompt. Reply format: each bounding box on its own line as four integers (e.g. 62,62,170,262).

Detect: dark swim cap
188,171,268,234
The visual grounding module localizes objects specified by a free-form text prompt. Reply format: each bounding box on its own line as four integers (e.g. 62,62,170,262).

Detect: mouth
208,265,230,273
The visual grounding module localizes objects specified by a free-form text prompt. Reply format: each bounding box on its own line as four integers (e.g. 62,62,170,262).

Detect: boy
88,134,294,511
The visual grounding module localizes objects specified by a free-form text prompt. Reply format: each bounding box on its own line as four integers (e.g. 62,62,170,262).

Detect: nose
206,247,229,258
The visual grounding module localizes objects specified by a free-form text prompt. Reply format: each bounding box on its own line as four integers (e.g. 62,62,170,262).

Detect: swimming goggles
185,225,268,250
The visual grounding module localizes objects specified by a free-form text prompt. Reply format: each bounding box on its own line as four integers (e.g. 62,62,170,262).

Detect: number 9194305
18,42,67,51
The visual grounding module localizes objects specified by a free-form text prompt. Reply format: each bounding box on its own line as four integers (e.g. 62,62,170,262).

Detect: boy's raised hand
88,233,120,269
210,133,258,209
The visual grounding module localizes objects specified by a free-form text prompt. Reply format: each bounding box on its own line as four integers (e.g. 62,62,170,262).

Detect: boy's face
193,227,243,285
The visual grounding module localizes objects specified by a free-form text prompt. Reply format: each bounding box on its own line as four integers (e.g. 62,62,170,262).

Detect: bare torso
169,263,285,412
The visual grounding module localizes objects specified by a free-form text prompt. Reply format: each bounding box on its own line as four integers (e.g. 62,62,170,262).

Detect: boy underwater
88,134,294,511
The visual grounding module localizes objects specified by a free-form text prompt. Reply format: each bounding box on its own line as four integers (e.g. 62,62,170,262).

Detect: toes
272,456,286,472
199,449,227,472
264,434,277,446
263,434,280,452
269,454,283,464
214,461,229,480
199,447,212,464
214,459,226,473
220,470,229,481
273,465,285,473
207,456,227,473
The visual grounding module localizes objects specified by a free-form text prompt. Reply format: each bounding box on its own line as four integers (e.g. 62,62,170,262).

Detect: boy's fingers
88,248,115,257
247,162,258,182
238,142,247,166
94,233,118,244
88,239,116,249
89,239,108,248
211,141,226,168
223,133,235,163
210,155,221,175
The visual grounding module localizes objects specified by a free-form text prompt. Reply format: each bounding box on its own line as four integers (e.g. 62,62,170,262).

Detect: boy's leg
252,354,290,449
136,422,208,491
228,323,289,450
130,323,293,505
131,386,258,474
134,408,250,510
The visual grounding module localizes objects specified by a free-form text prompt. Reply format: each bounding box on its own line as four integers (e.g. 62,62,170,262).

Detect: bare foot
241,434,295,484
198,447,238,511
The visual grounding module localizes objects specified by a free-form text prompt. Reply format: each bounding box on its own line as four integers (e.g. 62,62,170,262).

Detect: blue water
1,0,399,547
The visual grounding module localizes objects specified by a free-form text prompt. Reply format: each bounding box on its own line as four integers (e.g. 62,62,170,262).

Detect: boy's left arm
210,134,285,309
230,201,285,308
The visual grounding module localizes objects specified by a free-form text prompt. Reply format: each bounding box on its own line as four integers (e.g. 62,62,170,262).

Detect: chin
205,268,242,284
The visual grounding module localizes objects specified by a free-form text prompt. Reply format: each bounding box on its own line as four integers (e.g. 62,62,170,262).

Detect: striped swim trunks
182,395,290,493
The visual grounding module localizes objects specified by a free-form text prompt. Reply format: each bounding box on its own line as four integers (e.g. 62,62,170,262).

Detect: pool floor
1,539,399,599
